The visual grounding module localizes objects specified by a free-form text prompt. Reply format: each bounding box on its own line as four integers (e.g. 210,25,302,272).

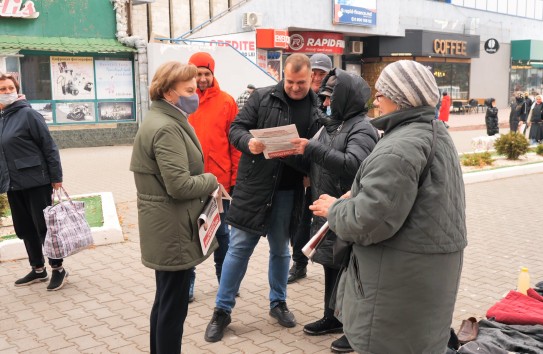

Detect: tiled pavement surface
1,134,542,353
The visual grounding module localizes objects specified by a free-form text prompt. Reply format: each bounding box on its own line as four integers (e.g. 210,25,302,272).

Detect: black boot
287,263,307,284
304,316,343,335
204,308,231,343
331,335,354,353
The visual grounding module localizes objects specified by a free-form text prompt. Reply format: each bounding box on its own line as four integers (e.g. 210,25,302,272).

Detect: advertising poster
98,102,134,121
194,32,257,62
95,60,134,99
55,102,96,124
333,0,377,26
51,56,95,100
30,102,53,124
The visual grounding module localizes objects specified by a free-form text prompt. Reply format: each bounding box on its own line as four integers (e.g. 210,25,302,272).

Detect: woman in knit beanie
309,60,467,354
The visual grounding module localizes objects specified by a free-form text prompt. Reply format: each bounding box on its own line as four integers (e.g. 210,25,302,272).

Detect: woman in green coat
130,61,218,354
311,60,467,354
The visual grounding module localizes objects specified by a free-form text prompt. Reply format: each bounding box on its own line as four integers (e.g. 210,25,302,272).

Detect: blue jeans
190,200,230,282
215,190,294,312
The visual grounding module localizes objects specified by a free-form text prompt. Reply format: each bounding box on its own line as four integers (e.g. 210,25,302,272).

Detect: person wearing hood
309,60,467,354
291,68,379,353
0,73,65,291
484,98,499,136
187,52,241,302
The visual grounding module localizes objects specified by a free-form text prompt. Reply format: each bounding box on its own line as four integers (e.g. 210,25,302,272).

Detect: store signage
196,32,257,62
433,39,467,56
332,0,376,27
484,38,500,54
285,31,345,54
0,0,39,18
274,30,290,48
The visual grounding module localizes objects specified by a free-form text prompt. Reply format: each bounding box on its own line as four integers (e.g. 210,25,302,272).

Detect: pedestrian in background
288,53,333,285
236,83,256,110
0,73,66,291
204,53,320,343
510,92,524,133
310,60,467,354
291,68,379,353
438,91,451,128
527,94,543,144
187,52,240,303
484,98,499,136
130,61,218,354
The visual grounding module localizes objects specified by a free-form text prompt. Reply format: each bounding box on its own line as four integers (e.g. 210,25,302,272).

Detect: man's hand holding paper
249,124,300,159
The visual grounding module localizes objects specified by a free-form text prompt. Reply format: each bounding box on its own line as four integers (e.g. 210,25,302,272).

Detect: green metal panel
0,36,135,53
0,0,117,38
511,40,543,61
530,40,543,61
511,40,532,61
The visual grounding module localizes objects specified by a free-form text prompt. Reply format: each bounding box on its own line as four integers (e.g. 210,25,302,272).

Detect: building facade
0,0,138,148
133,0,543,111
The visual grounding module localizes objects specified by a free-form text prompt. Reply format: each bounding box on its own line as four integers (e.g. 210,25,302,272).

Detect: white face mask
0,92,18,106
326,106,332,116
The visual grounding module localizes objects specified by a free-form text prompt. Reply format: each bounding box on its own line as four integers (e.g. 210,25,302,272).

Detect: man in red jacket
187,52,241,302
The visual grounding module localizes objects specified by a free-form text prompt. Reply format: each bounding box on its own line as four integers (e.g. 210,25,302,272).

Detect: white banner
51,56,95,100
95,60,134,99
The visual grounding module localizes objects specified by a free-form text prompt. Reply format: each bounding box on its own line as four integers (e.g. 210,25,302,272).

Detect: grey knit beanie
375,60,439,109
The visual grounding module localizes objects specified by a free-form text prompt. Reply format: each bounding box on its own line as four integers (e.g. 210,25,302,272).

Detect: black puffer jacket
0,99,62,192
305,69,379,267
484,98,499,136
227,80,320,235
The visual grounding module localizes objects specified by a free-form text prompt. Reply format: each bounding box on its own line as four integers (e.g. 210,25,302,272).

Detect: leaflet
249,124,300,159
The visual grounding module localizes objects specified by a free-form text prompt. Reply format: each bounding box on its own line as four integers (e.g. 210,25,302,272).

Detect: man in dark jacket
204,53,320,343
288,53,333,284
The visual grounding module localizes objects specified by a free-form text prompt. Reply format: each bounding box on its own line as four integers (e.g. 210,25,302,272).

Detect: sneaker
14,268,48,286
269,301,296,328
287,263,307,284
204,308,231,343
303,316,343,335
188,277,195,303
47,268,68,291
331,335,354,353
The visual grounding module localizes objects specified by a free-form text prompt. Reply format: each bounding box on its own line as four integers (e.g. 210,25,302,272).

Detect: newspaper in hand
302,221,329,260
198,184,232,255
249,124,300,159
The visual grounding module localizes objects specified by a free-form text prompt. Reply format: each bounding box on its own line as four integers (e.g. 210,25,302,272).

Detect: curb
0,192,123,262
463,162,543,185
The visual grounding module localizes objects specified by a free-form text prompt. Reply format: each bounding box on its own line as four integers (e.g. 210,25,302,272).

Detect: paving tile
1,145,542,353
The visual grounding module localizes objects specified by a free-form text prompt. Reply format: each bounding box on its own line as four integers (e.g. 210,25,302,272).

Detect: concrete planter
0,192,123,262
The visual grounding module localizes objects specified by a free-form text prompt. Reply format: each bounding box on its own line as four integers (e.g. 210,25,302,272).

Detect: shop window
431,62,470,100
20,56,52,100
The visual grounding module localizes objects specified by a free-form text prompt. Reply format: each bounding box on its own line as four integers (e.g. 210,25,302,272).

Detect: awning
0,36,135,54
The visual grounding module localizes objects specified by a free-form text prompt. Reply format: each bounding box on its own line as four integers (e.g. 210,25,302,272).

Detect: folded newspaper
302,221,329,260
198,184,232,255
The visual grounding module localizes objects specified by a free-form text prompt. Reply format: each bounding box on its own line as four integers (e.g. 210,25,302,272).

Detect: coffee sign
433,39,467,56
1,0,39,18
484,38,500,54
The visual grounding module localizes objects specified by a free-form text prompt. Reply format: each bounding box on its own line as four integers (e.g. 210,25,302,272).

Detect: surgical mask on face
0,92,18,106
326,106,332,116
174,92,199,114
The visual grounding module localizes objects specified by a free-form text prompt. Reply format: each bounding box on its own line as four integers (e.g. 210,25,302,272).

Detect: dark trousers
7,184,62,268
323,265,341,319
150,269,191,354
291,188,312,267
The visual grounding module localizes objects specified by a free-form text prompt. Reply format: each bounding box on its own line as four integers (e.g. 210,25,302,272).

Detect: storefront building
0,0,137,148
356,30,480,100
510,40,543,96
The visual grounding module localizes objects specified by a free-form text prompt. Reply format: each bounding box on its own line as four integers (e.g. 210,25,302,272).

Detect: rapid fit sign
333,0,376,26
0,0,39,18
285,32,345,54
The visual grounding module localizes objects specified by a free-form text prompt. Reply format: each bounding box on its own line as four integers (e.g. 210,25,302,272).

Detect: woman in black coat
292,68,379,352
484,98,499,136
528,95,543,144
0,73,65,291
